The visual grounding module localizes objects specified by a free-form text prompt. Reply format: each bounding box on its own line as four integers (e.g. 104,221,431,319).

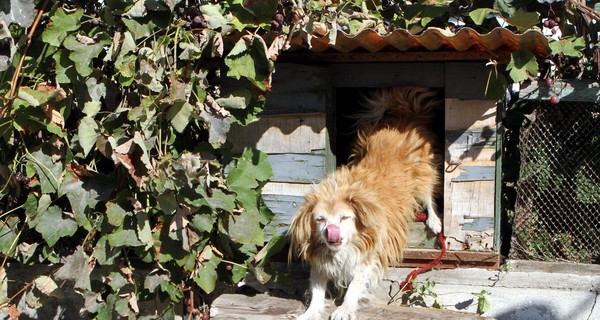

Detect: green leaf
167,101,194,133
63,34,110,77
495,0,517,16
0,217,19,256
159,281,183,302
106,194,133,226
108,271,128,291
93,235,121,265
135,211,153,250
485,69,507,101
41,8,83,47
78,116,99,157
82,101,102,117
469,8,499,25
192,246,221,293
144,269,169,293
505,9,539,31
227,148,272,189
225,35,274,92
33,276,58,296
231,264,247,283
54,246,93,292
0,0,35,28
506,50,538,83
60,171,116,231
108,227,144,247
53,49,79,84
549,37,585,57
228,210,263,245
33,206,78,247
254,235,286,265
473,290,491,314
200,4,229,29
191,213,215,234
122,17,156,40
28,144,63,192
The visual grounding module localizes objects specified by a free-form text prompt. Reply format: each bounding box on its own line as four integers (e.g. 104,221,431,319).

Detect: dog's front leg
330,265,375,320
298,269,328,320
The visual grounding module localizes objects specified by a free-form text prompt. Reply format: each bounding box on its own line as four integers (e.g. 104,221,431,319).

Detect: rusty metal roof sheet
285,27,550,58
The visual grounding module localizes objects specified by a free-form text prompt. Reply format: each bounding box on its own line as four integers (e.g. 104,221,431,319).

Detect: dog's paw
297,309,323,320
330,305,357,320
426,214,442,234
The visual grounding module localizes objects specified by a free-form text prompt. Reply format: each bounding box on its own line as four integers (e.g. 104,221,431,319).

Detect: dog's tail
354,86,440,129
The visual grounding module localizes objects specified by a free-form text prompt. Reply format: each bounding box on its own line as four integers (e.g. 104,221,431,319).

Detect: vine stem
0,0,50,118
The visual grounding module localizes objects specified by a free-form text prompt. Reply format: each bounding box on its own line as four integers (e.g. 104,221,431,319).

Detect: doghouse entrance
333,87,445,250
333,87,445,166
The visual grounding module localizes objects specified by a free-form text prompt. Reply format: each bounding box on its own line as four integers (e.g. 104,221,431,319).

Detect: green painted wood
269,151,327,183
519,80,600,102
446,129,497,147
451,166,496,182
494,101,503,251
463,217,495,232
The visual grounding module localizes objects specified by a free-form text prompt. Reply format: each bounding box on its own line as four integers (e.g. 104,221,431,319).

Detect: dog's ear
287,199,315,263
346,186,380,249
346,185,379,229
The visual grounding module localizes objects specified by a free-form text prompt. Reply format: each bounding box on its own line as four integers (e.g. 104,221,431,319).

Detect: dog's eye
315,217,325,223
340,216,352,221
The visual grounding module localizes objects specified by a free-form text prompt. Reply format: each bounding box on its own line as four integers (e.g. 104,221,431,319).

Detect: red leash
400,212,447,292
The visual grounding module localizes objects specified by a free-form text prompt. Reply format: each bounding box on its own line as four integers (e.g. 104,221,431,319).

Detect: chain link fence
510,101,600,263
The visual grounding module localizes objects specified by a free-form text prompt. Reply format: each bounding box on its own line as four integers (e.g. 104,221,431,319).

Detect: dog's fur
288,87,443,320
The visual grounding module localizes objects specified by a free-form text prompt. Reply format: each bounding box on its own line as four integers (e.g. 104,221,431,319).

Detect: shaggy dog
288,87,443,320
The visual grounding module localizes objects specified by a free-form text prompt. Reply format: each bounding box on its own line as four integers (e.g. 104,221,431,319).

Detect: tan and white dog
288,87,443,320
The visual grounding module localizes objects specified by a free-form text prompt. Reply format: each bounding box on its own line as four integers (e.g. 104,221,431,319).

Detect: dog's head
288,170,378,261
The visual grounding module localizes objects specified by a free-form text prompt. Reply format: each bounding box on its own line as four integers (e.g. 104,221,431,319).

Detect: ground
211,260,600,320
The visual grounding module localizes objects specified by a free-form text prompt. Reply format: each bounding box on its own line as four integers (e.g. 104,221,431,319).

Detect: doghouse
228,28,550,268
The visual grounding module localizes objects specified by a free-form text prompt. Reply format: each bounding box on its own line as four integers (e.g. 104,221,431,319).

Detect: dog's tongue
326,224,341,243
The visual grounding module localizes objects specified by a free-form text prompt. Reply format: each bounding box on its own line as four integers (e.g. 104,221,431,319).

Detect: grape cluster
177,6,208,30
543,78,560,104
543,16,560,28
270,13,284,31
543,16,561,34
15,171,30,188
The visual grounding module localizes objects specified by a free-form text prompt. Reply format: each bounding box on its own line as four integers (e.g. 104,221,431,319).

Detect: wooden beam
519,80,600,102
400,249,500,269
278,50,511,63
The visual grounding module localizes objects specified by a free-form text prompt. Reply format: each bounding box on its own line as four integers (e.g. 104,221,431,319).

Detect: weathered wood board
228,113,327,154
210,293,492,320
443,98,497,252
519,79,600,102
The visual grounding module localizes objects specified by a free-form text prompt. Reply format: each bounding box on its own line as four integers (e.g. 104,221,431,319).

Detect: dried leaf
267,34,288,61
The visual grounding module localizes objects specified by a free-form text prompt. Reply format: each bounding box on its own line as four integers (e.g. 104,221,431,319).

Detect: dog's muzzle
326,224,341,244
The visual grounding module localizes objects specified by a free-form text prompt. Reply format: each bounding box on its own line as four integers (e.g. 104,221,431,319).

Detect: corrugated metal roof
285,27,550,58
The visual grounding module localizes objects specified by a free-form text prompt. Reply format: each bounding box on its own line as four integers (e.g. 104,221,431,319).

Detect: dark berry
545,78,553,87
271,20,280,30
549,95,560,104
193,16,203,25
543,20,550,28
275,13,284,23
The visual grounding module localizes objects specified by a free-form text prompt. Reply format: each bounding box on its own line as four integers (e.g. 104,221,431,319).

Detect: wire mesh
510,101,600,264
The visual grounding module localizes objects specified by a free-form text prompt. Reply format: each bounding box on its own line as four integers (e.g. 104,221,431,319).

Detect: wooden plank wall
443,98,497,252
229,61,499,258
227,64,331,239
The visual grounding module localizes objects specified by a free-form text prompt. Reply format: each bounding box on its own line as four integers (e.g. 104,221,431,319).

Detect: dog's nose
326,224,341,243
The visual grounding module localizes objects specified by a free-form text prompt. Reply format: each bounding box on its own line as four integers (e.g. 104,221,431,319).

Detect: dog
288,87,443,320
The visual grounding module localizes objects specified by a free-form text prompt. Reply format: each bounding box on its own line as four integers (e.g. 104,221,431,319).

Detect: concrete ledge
210,293,492,319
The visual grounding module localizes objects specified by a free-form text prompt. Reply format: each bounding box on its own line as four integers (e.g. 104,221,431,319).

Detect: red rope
400,213,447,292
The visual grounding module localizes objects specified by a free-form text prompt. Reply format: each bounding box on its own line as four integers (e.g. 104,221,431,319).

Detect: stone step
209,293,492,320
